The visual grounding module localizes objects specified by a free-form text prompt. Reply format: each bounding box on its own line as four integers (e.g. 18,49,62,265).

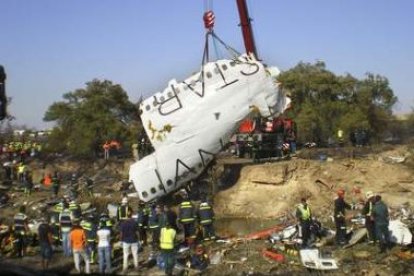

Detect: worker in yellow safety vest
160,221,176,276
197,199,216,241
17,162,26,183
295,198,312,248
80,215,97,264
337,129,344,146
178,195,196,246
117,197,132,222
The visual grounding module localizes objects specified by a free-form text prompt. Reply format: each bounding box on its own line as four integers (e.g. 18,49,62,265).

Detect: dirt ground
214,145,414,219
1,144,414,275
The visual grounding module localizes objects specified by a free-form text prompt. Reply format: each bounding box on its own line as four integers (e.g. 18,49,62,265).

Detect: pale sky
1,0,413,129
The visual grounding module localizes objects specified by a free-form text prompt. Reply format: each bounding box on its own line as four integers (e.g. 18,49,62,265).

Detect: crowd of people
2,184,216,275
296,189,391,253
234,116,297,161
1,141,43,162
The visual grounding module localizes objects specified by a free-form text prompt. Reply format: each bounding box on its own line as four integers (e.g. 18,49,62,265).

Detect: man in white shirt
97,221,112,274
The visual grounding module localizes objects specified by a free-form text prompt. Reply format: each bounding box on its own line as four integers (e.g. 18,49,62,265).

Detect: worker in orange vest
43,173,52,187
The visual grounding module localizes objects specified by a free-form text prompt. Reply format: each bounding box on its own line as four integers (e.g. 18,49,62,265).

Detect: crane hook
203,10,215,31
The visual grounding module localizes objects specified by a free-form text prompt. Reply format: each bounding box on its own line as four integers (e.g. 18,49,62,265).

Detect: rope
201,1,246,64
204,0,213,12
211,32,241,58
212,34,221,60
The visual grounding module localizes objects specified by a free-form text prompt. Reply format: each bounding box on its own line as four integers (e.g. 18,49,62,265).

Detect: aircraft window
142,191,148,198
190,80,196,86
145,105,150,111
166,180,173,186
206,72,212,78
152,101,158,107
214,67,219,74
175,87,180,93
150,187,157,194
167,92,173,98
158,184,164,190
222,64,228,70
160,96,165,102
230,61,236,67
183,85,188,90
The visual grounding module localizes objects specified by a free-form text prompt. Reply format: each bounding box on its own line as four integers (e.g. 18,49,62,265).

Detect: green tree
44,79,141,157
278,62,397,144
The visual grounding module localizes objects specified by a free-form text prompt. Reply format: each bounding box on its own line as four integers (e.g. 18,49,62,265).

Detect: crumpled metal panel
129,54,290,202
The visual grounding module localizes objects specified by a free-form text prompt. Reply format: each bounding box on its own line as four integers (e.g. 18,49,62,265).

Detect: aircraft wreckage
129,3,290,202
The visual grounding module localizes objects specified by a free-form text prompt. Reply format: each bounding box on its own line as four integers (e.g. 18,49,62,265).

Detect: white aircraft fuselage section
129,54,290,202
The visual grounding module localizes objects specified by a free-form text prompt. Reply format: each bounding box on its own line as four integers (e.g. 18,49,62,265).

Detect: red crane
236,0,258,59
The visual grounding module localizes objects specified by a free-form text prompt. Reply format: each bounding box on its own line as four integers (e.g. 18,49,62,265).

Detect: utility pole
0,65,7,120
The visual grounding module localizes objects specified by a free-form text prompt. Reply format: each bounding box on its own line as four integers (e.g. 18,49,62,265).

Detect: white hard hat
122,197,128,204
365,191,374,199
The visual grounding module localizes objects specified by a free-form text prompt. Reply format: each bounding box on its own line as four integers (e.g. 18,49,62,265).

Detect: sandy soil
214,146,414,219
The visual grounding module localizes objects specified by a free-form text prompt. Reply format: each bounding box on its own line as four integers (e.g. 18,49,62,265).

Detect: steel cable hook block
203,10,215,32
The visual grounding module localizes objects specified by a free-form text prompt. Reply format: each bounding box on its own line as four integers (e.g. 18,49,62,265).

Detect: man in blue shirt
119,212,139,273
372,195,390,253
38,217,53,270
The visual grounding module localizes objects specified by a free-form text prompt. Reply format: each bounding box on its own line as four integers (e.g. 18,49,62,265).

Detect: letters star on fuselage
129,54,290,202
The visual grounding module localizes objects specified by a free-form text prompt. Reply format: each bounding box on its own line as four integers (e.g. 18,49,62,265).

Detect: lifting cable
201,0,240,64
199,0,244,94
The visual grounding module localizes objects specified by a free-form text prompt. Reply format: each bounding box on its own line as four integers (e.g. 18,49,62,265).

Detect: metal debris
299,249,338,270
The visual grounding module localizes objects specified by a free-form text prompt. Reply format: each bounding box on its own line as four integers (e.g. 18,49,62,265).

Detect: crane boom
236,0,258,59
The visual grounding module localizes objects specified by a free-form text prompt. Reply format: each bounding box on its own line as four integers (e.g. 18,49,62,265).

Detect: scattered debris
0,184,10,190
210,250,224,265
79,202,91,211
262,249,285,263
245,222,291,240
107,203,119,218
353,250,371,260
350,214,366,225
344,228,367,248
315,179,334,190
269,225,297,243
299,249,338,270
383,156,406,164
395,250,414,260
27,219,41,235
251,180,284,185
389,220,412,245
